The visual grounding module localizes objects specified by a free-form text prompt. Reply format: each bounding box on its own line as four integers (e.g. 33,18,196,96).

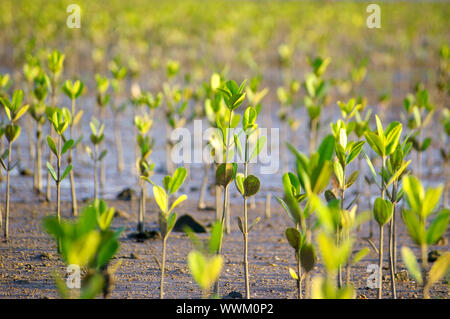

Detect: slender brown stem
160,237,167,299
378,225,383,299
4,142,12,240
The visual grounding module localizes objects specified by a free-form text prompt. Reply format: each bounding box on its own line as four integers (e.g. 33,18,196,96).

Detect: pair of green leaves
1,89,29,124
43,199,122,269
48,107,71,135
373,198,393,226
63,80,84,100
365,115,402,158
235,174,260,197
48,50,65,77
217,80,246,111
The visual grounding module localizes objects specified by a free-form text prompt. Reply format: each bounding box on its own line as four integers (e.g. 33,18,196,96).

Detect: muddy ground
0,193,448,299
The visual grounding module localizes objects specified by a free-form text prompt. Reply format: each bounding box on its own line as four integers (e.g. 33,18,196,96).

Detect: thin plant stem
69,98,78,216
160,237,167,299
4,142,12,240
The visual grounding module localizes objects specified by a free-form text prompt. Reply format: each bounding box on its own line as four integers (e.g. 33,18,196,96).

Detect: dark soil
0,197,448,299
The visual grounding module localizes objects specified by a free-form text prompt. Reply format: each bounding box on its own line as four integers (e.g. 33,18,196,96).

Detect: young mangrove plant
145,166,187,299
213,79,246,295
330,120,365,287
401,176,449,299
303,56,330,154
30,71,50,194
277,134,335,298
234,106,264,299
403,88,434,180
62,79,84,216
94,74,111,189
46,107,73,222
109,57,128,173
365,115,403,298
85,118,107,200
46,50,65,202
43,199,123,299
186,221,224,299
134,111,155,234
311,194,369,299
0,89,29,240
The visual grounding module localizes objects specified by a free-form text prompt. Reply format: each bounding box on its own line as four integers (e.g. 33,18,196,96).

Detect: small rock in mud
223,291,243,299
37,252,53,261
115,209,130,219
20,168,33,176
428,250,441,262
128,230,161,242
116,188,137,201
130,253,140,260
190,186,199,192
173,214,206,233
395,270,409,282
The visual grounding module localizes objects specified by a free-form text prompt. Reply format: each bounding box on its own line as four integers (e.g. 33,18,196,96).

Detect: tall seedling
277,135,335,298
401,176,449,299
135,112,155,234
46,50,65,202
30,72,50,193
94,74,110,190
86,118,107,200
186,221,224,299
234,106,265,298
144,167,187,299
0,89,29,240
62,80,84,216
109,58,128,173
364,115,402,298
213,79,246,295
303,57,330,154
46,107,73,222
43,200,123,298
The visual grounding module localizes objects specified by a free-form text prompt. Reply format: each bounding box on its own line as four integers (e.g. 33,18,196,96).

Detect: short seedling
86,118,107,200
0,89,29,240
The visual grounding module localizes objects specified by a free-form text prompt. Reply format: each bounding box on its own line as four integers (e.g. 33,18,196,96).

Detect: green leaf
188,251,223,290
168,167,187,194
249,135,266,161
386,160,411,187
428,253,450,287
334,161,344,188
351,248,370,265
243,175,260,197
285,227,302,251
345,170,359,189
234,173,245,196
61,139,74,155
153,185,168,213
61,165,72,181
401,246,423,284
208,221,223,254
168,194,187,214
215,163,237,187
47,136,58,156
373,197,393,226
426,209,449,245
46,161,57,182
289,267,298,280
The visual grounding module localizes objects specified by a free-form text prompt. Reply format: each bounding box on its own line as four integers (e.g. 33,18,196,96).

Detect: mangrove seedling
186,221,224,299
46,50,65,202
145,166,187,299
364,114,403,298
134,112,155,234
213,79,246,295
234,106,265,299
62,79,84,216
85,118,107,200
46,107,73,222
109,57,128,173
43,199,123,299
30,71,50,193
0,89,29,240
401,176,449,299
